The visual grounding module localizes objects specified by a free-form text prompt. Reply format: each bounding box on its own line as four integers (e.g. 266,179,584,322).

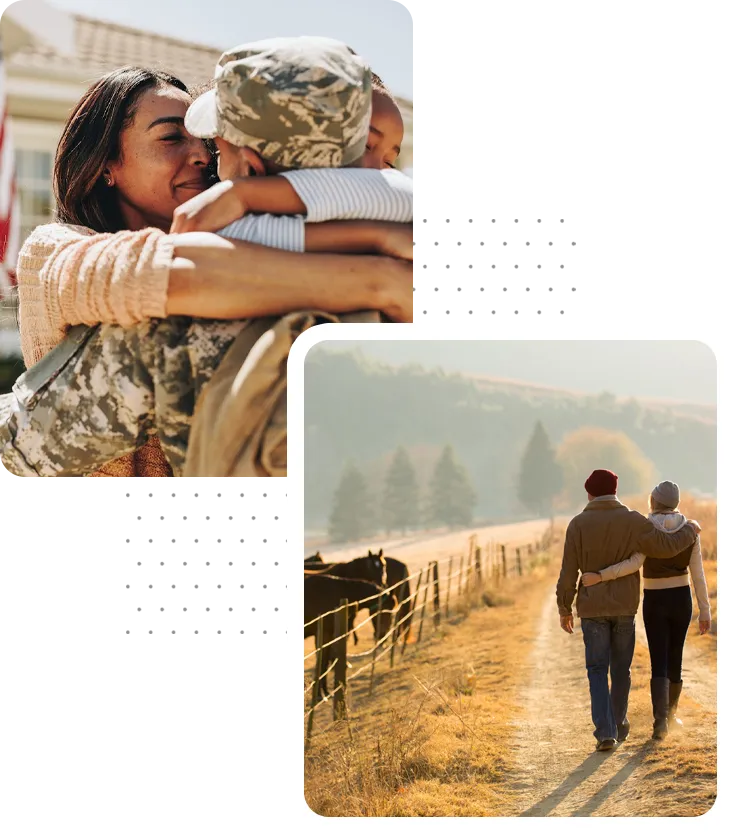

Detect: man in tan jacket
556,469,699,752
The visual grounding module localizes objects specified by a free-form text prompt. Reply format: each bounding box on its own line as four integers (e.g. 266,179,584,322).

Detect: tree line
304,350,715,527
327,420,660,543
328,445,477,543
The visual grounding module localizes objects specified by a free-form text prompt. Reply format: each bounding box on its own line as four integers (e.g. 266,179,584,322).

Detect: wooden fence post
416,569,430,647
333,599,348,720
368,616,379,695
475,546,482,586
306,614,324,743
516,546,523,576
501,545,507,578
458,552,465,599
389,603,399,669
432,560,441,628
445,559,453,619
401,568,422,658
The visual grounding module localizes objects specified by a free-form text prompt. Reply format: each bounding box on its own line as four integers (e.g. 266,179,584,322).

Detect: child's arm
582,552,645,586
170,169,413,234
278,168,412,223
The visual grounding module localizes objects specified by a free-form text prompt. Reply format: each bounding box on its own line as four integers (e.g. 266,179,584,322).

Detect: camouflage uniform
0,318,246,476
185,36,372,168
0,37,386,477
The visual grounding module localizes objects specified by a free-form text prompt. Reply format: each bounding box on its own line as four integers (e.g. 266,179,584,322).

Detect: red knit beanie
584,469,618,497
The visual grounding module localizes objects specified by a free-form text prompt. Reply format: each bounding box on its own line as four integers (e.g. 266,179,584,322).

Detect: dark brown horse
304,551,412,643
304,553,386,644
305,574,395,698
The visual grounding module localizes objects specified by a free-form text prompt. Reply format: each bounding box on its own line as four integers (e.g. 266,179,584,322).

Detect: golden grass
304,559,554,817
620,494,717,560
304,517,717,818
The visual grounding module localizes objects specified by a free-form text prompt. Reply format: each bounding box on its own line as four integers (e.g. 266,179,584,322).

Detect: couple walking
556,469,711,752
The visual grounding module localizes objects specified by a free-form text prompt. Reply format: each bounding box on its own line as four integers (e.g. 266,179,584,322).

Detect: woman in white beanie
581,480,711,740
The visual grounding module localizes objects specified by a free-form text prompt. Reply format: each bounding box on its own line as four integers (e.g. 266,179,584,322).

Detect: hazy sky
313,341,717,405
46,0,413,98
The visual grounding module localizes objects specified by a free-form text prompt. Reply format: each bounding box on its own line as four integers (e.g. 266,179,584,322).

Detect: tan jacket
556,498,697,617
183,310,378,477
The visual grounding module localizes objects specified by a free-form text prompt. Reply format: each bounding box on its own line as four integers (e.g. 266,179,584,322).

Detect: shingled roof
8,14,411,104
7,14,223,89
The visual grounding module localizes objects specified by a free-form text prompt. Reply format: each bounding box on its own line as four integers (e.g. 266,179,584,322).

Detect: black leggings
642,586,692,682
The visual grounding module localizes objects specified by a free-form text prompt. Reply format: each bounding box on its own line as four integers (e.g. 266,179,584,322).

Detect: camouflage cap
185,36,372,169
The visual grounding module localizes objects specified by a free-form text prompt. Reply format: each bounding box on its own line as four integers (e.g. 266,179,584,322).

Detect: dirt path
305,530,716,817
507,582,717,817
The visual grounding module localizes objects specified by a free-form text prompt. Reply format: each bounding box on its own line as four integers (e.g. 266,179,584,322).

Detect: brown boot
669,680,684,731
651,677,669,740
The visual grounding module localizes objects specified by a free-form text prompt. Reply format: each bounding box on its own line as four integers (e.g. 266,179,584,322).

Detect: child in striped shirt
170,36,412,255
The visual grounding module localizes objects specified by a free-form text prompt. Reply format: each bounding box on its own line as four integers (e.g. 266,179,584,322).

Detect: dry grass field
305,504,717,817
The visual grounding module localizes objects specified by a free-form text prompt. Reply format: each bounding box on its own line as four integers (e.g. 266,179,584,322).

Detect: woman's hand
699,619,711,635
581,572,602,587
170,180,248,234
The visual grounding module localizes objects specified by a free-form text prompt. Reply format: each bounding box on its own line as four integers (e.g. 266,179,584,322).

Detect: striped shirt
217,168,412,251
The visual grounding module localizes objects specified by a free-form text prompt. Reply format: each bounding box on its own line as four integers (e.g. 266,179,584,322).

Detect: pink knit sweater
16,223,175,477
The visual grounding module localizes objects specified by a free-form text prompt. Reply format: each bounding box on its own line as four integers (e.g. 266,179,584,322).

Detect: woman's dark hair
54,66,189,232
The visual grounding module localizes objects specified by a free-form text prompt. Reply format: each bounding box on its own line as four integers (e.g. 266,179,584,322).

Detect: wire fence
304,524,556,741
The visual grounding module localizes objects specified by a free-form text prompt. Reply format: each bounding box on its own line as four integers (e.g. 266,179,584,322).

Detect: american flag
0,37,20,300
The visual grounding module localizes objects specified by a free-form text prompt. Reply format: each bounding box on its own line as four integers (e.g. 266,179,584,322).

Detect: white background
1,0,731,831
416,9,733,223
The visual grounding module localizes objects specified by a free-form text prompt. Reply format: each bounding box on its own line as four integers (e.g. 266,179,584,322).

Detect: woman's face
359,89,404,170
106,85,212,231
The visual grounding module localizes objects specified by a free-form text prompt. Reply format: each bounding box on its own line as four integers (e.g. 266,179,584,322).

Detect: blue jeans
581,615,636,741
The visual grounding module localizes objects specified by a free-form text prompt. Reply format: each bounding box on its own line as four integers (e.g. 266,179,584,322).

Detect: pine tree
328,462,373,543
382,446,420,534
427,445,477,528
517,421,564,516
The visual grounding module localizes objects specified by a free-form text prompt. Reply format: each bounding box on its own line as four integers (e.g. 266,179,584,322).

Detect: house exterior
0,2,412,360
3,7,412,243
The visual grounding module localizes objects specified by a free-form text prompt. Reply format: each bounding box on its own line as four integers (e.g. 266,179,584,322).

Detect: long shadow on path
570,743,653,817
520,742,652,817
